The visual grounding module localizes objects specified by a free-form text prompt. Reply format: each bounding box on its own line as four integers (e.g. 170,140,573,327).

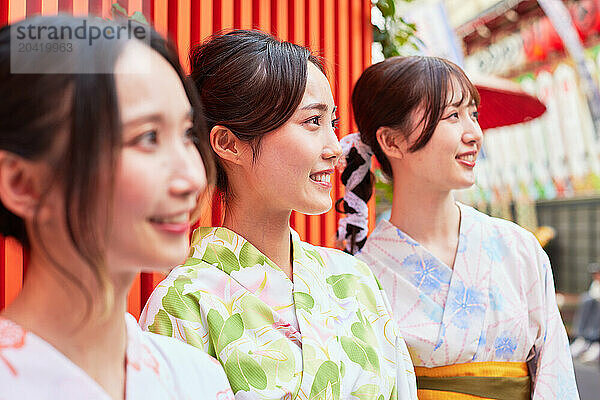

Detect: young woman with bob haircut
141,30,417,400
337,55,578,400
0,15,233,400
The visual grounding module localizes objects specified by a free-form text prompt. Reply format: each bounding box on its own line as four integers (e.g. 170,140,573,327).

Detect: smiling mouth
149,212,191,234
310,172,331,183
456,153,476,162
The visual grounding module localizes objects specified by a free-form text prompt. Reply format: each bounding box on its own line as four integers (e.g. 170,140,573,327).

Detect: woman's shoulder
459,202,538,244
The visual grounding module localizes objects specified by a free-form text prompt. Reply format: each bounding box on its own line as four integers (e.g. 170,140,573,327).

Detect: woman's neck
389,178,461,267
1,253,132,400
223,199,293,280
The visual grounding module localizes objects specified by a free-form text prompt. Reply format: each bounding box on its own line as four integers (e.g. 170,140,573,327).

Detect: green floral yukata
140,227,417,400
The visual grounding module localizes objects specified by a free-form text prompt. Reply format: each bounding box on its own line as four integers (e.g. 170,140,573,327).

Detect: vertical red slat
143,0,151,20
0,238,5,311
190,0,201,43
41,0,59,15
233,0,240,28
177,0,191,71
128,273,141,318
167,0,177,42
88,0,101,15
257,0,269,31
1,0,8,25
57,0,72,12
9,0,26,22
4,237,23,309
72,0,88,16
221,0,233,30
154,0,168,36
26,0,41,16
239,0,251,28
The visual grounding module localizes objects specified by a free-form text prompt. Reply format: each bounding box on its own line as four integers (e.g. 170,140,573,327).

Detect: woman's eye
471,111,479,121
449,112,459,119
129,130,158,148
332,118,340,129
306,116,321,126
184,127,198,144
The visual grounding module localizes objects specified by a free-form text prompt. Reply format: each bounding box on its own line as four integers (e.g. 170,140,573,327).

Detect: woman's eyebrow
300,103,328,112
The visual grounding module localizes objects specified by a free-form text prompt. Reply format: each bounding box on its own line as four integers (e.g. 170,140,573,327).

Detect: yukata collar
193,226,307,275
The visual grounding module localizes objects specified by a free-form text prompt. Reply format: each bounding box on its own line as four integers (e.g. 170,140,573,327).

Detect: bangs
445,66,480,108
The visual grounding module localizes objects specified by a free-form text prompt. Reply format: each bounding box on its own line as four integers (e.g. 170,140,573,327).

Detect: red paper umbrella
471,74,547,130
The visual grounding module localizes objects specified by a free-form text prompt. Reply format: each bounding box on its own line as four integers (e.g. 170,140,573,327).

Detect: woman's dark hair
189,29,323,199
353,56,480,179
337,56,480,254
0,15,212,310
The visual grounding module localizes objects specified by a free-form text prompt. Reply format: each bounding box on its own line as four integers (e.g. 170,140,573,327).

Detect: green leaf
183,257,202,266
340,336,380,373
111,3,127,17
183,325,205,349
240,296,274,329
148,309,172,337
162,285,202,323
351,384,379,399
258,338,295,385
203,243,241,274
357,284,379,314
354,261,372,277
294,292,315,312
326,274,360,299
351,313,378,347
309,361,340,400
207,310,244,354
239,241,266,267
215,228,237,244
224,349,268,393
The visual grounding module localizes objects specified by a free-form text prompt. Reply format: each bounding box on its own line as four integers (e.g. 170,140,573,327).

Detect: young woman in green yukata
140,30,417,400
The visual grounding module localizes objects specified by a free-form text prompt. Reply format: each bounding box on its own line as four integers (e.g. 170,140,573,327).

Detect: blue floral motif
395,228,420,247
446,282,486,329
418,293,443,322
456,233,467,254
402,254,451,295
489,285,505,311
493,333,517,360
481,232,506,262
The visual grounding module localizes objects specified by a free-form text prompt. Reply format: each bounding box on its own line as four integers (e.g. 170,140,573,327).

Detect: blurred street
574,361,600,400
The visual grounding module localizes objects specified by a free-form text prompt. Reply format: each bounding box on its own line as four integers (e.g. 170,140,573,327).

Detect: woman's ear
376,127,406,161
0,152,43,219
209,125,247,166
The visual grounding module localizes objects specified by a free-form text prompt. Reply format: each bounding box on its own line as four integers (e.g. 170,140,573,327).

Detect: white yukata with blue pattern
357,202,579,400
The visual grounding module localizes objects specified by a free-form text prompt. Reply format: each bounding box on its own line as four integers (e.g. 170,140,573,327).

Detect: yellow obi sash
415,361,530,400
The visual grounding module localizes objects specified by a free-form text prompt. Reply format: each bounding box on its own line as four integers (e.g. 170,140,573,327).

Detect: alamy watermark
11,17,152,74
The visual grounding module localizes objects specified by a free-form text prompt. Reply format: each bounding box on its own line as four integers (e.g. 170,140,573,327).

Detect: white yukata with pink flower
356,202,579,399
0,313,233,400
140,226,417,400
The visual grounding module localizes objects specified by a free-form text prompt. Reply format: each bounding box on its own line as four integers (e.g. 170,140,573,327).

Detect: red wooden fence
0,0,374,318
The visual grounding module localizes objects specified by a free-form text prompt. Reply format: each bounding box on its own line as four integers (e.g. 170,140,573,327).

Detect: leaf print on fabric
303,248,325,266
493,333,517,360
161,279,202,323
240,296,274,329
148,309,173,337
203,243,241,274
224,348,268,393
326,274,360,299
183,257,202,267
294,292,315,312
207,310,244,354
258,338,295,386
445,282,486,329
239,241,267,268
356,284,378,314
402,254,451,295
183,325,205,350
309,361,340,400
351,384,379,399
215,228,238,244
340,336,380,373
351,311,378,347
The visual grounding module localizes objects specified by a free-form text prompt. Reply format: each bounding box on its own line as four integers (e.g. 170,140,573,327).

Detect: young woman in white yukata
140,30,417,400
337,55,579,400
0,15,233,400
